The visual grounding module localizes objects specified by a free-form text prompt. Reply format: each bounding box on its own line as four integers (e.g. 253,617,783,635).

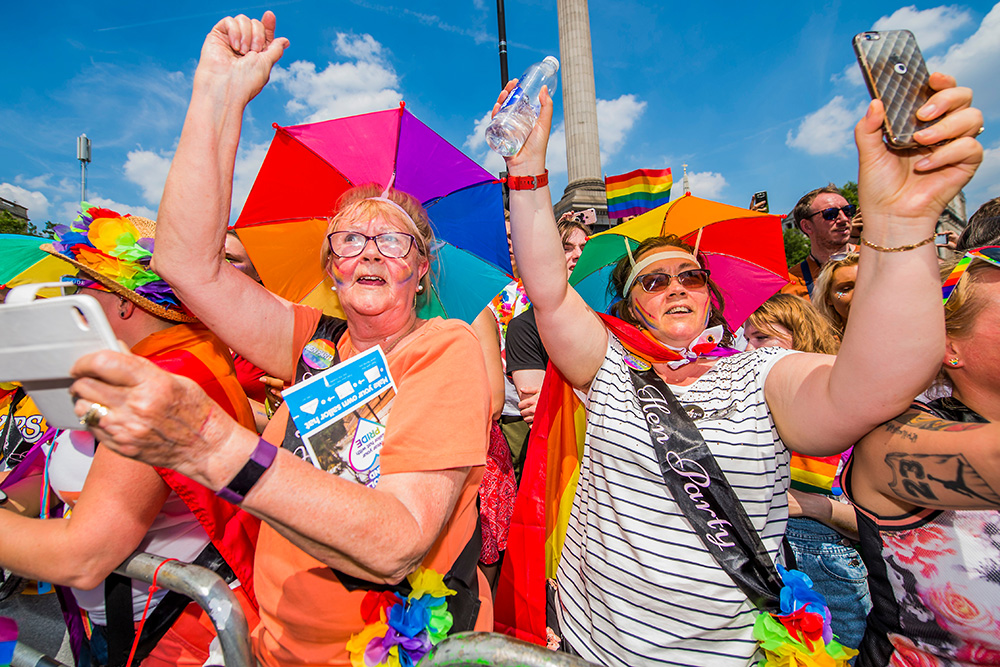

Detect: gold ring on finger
81,402,110,428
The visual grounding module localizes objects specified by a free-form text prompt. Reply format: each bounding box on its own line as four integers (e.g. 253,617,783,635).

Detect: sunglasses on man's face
808,204,857,222
635,269,711,293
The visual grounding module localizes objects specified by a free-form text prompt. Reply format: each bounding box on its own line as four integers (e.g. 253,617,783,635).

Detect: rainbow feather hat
41,204,195,322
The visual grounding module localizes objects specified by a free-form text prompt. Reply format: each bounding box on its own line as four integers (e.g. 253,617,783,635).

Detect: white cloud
872,5,972,50
123,150,173,204
685,171,728,200
596,94,647,162
231,141,271,222
463,94,646,181
334,33,385,62
964,139,1000,214
463,111,507,176
927,3,1000,120
0,183,51,220
831,63,864,87
786,96,868,156
59,196,157,222
271,33,402,123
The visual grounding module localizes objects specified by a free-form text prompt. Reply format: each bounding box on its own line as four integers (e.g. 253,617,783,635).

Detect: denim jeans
785,516,871,652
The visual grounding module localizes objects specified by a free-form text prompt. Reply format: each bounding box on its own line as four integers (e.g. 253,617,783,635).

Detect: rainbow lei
346,568,456,667
50,204,183,310
752,565,858,666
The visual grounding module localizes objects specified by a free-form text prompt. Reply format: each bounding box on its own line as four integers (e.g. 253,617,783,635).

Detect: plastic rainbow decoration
942,246,1000,304
346,568,456,667
752,565,858,667
0,616,17,666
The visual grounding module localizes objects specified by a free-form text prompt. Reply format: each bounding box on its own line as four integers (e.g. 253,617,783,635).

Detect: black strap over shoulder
104,542,236,667
627,366,783,613
918,396,989,424
282,316,350,455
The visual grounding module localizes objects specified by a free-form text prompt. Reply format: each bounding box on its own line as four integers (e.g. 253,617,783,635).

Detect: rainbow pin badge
0,616,18,666
942,246,1000,304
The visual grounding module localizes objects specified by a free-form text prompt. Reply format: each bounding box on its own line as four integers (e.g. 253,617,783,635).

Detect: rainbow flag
605,168,672,219
0,617,16,666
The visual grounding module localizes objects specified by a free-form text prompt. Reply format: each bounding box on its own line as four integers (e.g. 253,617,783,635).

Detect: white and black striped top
556,336,794,667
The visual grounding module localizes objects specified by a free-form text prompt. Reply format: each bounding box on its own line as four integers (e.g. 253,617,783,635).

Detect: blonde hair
812,253,859,334
320,184,437,300
745,293,840,355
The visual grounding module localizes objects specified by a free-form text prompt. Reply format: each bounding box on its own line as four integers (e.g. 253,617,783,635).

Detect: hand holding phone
854,30,938,149
0,292,120,428
750,191,769,213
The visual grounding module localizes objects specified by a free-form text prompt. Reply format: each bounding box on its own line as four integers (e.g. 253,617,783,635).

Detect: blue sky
2,1,998,229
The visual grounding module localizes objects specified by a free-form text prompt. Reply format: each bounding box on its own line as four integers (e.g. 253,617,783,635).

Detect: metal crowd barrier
419,632,599,667
12,552,251,667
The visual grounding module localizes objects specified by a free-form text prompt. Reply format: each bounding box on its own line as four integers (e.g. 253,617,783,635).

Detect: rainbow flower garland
346,568,456,667
752,565,858,666
50,204,182,309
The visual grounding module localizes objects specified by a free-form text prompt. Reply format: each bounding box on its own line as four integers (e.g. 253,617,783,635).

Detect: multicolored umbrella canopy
0,234,67,297
234,103,511,322
571,194,790,330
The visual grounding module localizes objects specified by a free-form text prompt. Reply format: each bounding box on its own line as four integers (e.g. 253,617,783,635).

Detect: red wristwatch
505,170,549,191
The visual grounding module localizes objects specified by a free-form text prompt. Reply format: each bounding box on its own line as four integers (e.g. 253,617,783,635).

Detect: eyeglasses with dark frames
807,204,857,222
635,269,711,293
327,231,416,259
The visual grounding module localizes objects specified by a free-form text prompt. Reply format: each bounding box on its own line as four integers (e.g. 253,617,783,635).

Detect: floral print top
845,413,1000,666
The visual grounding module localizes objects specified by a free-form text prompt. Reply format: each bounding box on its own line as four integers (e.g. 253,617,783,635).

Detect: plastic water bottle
486,56,560,157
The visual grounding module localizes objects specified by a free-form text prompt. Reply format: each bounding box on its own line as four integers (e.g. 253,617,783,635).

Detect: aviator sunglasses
635,269,711,293
807,204,857,222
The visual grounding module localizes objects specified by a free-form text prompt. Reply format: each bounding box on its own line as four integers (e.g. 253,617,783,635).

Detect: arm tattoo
885,453,1000,507
892,411,987,433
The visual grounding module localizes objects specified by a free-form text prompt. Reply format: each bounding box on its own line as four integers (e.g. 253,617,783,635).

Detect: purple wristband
216,438,279,504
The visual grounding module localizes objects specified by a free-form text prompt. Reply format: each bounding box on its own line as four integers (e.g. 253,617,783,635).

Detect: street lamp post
77,134,91,202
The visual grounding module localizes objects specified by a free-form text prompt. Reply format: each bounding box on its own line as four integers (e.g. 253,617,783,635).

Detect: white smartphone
0,291,119,428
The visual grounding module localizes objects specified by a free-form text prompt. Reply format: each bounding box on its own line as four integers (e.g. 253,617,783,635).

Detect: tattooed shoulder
884,452,1000,507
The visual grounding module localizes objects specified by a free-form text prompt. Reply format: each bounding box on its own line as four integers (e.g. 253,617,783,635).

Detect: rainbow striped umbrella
233,103,511,322
571,193,790,329
0,234,67,295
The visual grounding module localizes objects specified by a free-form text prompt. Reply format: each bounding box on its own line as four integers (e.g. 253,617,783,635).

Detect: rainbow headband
622,244,701,297
942,245,1000,304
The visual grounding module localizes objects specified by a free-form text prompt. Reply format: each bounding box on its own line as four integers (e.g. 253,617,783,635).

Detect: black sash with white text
628,366,783,613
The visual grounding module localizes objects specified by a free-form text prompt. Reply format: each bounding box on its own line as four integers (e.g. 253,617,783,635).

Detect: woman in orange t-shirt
65,11,492,667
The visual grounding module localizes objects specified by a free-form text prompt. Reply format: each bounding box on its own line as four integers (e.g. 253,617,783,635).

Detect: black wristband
216,438,278,504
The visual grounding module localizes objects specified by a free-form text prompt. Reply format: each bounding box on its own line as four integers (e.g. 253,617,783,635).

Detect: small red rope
125,558,178,667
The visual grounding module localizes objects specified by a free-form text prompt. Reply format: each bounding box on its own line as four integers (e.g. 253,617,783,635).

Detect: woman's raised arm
152,12,299,380
767,74,983,456
501,84,607,389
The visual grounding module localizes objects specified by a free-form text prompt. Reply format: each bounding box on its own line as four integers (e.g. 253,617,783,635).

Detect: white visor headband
622,248,701,298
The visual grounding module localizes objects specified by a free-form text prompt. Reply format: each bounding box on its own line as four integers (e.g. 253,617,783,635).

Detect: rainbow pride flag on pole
605,168,672,219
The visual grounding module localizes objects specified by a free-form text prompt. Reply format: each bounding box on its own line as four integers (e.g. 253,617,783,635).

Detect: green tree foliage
0,209,30,235
784,227,810,268
840,181,859,208
0,210,56,238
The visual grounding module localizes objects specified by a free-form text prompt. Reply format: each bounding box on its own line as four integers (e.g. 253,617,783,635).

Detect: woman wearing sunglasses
494,69,982,666
844,247,1000,666
63,13,492,666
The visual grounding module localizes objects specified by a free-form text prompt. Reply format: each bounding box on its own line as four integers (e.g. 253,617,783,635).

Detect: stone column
554,0,609,228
